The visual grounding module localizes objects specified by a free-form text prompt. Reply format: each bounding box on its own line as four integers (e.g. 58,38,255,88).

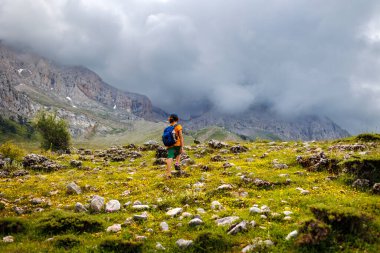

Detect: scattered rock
176,239,193,249
106,224,121,233
156,242,166,250
230,145,249,154
153,158,167,165
135,235,147,241
211,155,226,162
227,220,247,235
216,216,240,226
23,154,63,172
2,236,14,243
160,222,169,231
105,200,121,212
249,207,261,214
352,179,371,190
132,204,150,210
90,195,105,213
328,144,366,152
166,207,183,217
296,152,338,172
66,182,82,195
11,170,29,177
12,206,24,215
211,200,222,210
31,198,43,205
70,160,82,168
74,202,87,213
208,140,228,149
188,218,203,227
133,212,148,221
143,140,160,150
217,184,233,190
285,230,298,240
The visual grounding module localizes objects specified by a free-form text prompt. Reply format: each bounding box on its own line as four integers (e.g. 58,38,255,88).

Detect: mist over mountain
1,0,380,134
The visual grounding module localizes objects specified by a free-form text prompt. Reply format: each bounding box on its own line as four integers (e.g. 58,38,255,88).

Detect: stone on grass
217,184,233,190
227,220,247,235
156,242,166,250
249,207,261,214
106,200,121,212
75,202,88,213
211,200,222,210
283,211,293,216
285,230,298,240
188,218,203,227
3,236,14,243
176,239,193,249
106,224,121,233
133,212,148,221
166,207,183,217
90,195,105,213
260,205,271,213
135,235,147,241
216,216,240,226
197,208,206,214
160,222,169,231
132,204,150,210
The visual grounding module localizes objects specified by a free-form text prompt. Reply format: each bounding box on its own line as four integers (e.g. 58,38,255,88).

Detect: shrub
355,133,380,142
53,234,81,249
36,211,104,235
309,204,370,235
0,217,27,235
34,111,71,151
0,141,25,162
192,232,232,253
99,238,143,253
296,219,331,246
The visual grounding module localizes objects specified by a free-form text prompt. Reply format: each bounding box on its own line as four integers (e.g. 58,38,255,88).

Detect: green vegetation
0,135,379,252
0,115,36,142
34,111,71,151
0,141,25,162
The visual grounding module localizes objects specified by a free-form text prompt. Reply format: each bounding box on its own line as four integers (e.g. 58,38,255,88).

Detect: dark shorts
167,146,181,159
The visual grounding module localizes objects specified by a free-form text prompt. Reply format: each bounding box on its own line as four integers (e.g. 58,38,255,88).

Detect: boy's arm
178,130,184,153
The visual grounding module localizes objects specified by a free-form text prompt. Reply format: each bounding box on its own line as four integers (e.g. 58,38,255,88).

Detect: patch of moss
340,158,380,182
53,234,81,250
0,217,27,235
309,204,370,235
355,133,380,142
36,211,104,235
99,238,143,253
192,232,232,253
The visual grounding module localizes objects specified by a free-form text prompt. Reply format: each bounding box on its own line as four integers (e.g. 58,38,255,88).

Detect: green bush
0,141,25,162
34,111,71,151
53,234,82,249
99,238,143,253
0,217,27,235
36,211,104,235
297,219,331,246
355,133,380,142
309,204,370,235
192,232,232,253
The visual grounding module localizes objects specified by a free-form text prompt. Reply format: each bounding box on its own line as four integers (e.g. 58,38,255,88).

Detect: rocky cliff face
184,106,350,141
0,42,156,137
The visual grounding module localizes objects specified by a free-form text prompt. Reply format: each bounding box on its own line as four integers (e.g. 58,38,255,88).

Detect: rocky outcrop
0,42,158,137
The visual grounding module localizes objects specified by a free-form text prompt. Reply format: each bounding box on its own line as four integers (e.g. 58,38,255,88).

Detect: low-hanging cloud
1,0,380,133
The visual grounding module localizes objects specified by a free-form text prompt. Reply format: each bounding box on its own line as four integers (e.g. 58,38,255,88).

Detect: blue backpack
162,124,178,146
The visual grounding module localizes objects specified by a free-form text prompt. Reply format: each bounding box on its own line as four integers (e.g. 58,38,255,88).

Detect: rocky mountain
0,41,161,137
184,105,350,141
0,41,349,141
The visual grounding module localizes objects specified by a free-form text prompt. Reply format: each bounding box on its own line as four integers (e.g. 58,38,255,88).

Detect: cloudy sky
1,0,380,133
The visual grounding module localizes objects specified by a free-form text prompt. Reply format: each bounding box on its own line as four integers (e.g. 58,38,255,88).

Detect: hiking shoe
174,164,181,171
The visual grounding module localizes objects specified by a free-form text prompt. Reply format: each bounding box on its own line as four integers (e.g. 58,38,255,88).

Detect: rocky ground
0,135,379,252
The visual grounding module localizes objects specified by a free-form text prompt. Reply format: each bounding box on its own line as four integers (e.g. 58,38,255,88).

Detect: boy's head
169,114,179,123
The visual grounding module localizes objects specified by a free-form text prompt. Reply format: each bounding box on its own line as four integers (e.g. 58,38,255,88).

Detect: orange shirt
172,124,183,147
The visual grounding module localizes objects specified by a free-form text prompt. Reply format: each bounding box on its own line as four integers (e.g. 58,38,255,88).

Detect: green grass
0,137,379,252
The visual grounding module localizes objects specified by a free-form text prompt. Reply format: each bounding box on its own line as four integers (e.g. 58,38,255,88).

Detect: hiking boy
164,114,184,179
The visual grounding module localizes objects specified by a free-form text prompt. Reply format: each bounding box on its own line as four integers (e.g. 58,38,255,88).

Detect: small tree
34,111,71,151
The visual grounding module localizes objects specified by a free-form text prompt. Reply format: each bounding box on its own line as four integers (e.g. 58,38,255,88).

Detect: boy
166,114,184,179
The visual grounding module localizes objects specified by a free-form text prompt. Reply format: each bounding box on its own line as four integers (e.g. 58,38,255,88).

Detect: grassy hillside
0,135,379,252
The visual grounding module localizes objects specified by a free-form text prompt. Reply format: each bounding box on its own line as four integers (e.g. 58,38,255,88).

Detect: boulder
90,195,105,213
66,182,82,195
105,200,121,212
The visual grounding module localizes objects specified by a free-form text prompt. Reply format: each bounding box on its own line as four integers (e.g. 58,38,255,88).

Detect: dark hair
169,114,179,123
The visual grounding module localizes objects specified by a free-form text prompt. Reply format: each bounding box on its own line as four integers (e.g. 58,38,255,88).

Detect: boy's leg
166,158,173,177
175,154,181,170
